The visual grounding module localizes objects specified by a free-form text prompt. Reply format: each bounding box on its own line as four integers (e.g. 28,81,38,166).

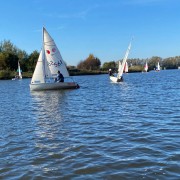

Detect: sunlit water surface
0,70,180,179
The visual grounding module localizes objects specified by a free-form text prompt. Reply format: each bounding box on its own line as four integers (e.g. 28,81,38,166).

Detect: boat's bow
110,76,123,83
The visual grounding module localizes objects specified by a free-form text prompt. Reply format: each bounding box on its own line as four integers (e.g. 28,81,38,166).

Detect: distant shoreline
0,68,179,80
0,70,108,80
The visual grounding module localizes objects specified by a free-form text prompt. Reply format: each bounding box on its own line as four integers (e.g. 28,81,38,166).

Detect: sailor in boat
14,74,20,79
15,75,19,79
55,70,64,82
108,69,113,76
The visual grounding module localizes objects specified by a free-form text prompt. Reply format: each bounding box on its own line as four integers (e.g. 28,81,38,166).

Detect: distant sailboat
144,62,148,72
109,40,132,82
124,61,128,73
12,61,22,80
30,27,79,91
156,62,160,71
18,61,22,79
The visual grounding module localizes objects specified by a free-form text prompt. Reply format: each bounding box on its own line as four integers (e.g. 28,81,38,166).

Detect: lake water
0,70,180,179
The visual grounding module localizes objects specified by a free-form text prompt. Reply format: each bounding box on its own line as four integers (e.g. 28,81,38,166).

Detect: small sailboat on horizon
109,40,132,83
12,61,22,80
156,62,161,71
30,27,79,91
144,61,148,72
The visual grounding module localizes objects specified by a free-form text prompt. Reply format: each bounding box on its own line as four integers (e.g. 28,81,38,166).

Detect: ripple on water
0,71,180,179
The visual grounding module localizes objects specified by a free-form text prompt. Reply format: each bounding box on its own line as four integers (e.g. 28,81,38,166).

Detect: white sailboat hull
30,82,79,91
12,77,22,80
110,76,123,83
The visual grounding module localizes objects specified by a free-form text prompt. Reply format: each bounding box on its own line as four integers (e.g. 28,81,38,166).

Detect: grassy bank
0,67,145,80
69,69,107,76
0,70,32,80
0,70,108,80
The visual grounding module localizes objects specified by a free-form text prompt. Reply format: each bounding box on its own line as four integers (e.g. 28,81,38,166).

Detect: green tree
26,50,39,72
0,52,6,70
127,58,145,66
102,61,116,71
0,51,18,71
0,40,17,54
148,56,162,70
17,50,28,72
163,56,180,69
0,40,24,71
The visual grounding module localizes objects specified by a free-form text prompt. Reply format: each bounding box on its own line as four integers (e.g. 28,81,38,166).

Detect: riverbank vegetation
0,40,180,79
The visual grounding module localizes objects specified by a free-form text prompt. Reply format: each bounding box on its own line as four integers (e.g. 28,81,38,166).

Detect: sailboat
144,61,148,72
156,62,160,71
110,40,132,82
124,61,128,73
30,27,79,91
12,61,22,80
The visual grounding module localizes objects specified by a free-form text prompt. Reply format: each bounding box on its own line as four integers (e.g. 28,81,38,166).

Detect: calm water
0,70,180,179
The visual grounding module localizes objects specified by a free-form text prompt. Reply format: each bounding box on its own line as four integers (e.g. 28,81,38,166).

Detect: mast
42,27,46,80
117,61,121,75
117,40,132,79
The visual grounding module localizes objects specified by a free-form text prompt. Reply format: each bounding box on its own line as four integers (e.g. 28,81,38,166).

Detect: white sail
31,50,46,84
43,27,69,78
124,61,128,73
18,61,22,79
156,62,160,71
118,61,122,73
144,62,148,72
117,41,131,80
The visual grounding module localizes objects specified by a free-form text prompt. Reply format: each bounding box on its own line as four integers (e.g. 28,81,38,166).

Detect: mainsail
156,62,160,71
124,61,128,73
117,41,131,79
43,27,69,78
18,61,22,79
144,62,148,72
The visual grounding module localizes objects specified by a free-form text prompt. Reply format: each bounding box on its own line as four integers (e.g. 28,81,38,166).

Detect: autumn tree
77,54,101,70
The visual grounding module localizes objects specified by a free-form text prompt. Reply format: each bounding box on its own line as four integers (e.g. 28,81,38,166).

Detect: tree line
101,56,180,72
0,40,39,72
0,40,180,78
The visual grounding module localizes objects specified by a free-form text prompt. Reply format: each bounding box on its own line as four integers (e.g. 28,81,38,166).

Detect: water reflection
30,90,69,146
30,90,66,120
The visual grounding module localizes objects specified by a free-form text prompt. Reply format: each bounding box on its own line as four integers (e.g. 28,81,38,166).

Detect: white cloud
125,0,167,5
44,5,99,20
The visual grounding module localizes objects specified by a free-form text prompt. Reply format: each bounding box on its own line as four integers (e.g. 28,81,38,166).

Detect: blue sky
1,0,180,66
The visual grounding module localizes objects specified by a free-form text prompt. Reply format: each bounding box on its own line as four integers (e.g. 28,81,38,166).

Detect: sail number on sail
48,60,63,67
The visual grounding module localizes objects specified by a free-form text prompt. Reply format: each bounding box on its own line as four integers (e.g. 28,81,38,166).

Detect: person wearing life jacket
55,70,64,82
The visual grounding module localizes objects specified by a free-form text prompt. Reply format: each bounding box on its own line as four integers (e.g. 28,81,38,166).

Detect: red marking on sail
46,50,50,54
52,48,56,52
